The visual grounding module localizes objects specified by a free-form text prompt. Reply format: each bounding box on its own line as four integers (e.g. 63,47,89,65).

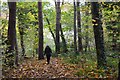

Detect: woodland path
4,57,80,78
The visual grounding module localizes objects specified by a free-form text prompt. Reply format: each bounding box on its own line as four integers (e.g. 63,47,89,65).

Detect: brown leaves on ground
3,57,79,78
3,57,116,78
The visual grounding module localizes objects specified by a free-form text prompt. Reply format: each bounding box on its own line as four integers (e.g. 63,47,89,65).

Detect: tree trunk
60,0,67,53
91,2,106,68
38,2,44,60
74,0,77,53
85,25,89,52
18,26,25,57
45,15,56,46
60,24,68,53
14,35,19,66
55,0,61,55
8,2,16,54
77,0,83,52
85,2,89,52
8,2,18,66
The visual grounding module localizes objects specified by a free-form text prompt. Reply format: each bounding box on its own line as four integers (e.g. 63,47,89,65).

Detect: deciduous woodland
0,0,120,79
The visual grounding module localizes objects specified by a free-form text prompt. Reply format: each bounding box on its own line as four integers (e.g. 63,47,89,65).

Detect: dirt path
3,57,79,78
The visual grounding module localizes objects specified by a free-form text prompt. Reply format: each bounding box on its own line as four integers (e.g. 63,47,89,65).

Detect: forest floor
3,57,80,78
3,57,117,79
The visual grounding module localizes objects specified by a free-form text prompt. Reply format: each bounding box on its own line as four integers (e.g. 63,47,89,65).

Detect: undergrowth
59,51,119,78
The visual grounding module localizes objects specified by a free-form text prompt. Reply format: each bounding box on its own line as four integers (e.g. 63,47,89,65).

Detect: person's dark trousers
47,56,50,64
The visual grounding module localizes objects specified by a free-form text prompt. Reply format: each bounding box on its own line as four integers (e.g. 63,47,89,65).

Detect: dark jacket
44,46,52,57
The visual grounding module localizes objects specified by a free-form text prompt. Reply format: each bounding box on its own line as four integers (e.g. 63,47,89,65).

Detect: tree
60,24,68,53
17,5,26,57
77,0,83,52
16,3,31,57
45,3,67,53
18,26,25,57
7,2,18,66
91,2,106,68
60,3,67,53
55,0,61,54
44,14,56,47
84,2,90,52
14,34,18,66
38,1,44,60
17,12,26,57
73,0,77,53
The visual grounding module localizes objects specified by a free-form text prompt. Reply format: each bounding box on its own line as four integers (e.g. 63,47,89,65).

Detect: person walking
44,45,52,64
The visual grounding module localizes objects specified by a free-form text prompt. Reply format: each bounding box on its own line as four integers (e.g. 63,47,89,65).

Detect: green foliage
2,51,15,68
61,4,74,31
59,51,119,78
106,51,119,70
59,52,96,64
102,3,120,51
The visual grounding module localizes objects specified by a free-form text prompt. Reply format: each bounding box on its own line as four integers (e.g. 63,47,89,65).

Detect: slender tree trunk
85,2,89,52
60,24,68,53
8,2,18,66
15,35,19,66
18,26,25,57
45,15,56,46
74,0,77,53
77,0,83,52
85,25,89,52
38,1,44,60
91,2,106,68
55,0,61,54
45,20,68,53
60,0,67,53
